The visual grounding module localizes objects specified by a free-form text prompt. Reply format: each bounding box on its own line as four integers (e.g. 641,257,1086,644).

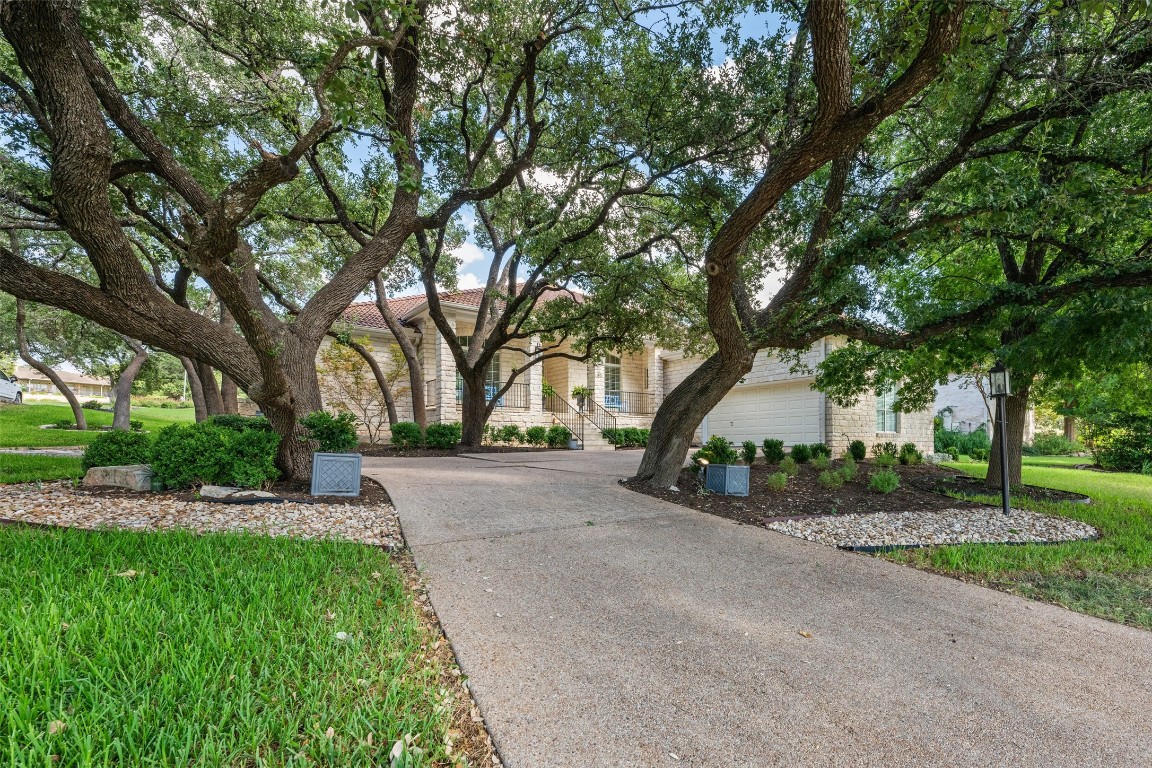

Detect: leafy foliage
789,444,811,464
546,425,571,449
848,440,867,462
869,469,901,494
390,422,423,450
425,423,461,450
818,469,844,489
779,457,799,477
299,411,359,453
741,441,758,465
765,472,789,491
1026,434,1082,456
151,422,280,489
809,443,831,459
899,443,924,466
1086,415,1152,473
525,426,548,446
839,456,858,481
762,439,785,463
81,430,153,471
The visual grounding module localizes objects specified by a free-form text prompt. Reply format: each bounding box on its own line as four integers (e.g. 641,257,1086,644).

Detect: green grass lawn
888,456,1152,628
0,403,194,448
0,455,84,484
0,526,459,766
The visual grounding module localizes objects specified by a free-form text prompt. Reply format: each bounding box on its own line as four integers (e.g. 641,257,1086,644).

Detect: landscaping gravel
765,507,1098,549
0,482,403,549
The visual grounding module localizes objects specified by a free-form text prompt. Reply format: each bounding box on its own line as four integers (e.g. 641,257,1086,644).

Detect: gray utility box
704,464,750,496
311,452,362,496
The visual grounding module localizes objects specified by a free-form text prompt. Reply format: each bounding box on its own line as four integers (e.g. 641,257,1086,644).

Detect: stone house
329,291,935,454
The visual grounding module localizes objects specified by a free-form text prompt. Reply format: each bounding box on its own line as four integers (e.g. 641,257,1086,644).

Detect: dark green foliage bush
300,411,359,453
603,427,649,448
129,420,143,432
1026,433,1082,456
899,442,923,465
425,422,462,450
969,446,990,462
765,471,788,491
525,426,548,446
82,430,153,471
790,443,811,464
809,442,831,459
872,441,898,458
546,424,571,448
848,440,867,461
935,425,991,457
81,400,104,411
390,421,424,449
52,419,75,430
691,435,739,470
762,439,785,463
817,469,844,488
210,414,273,432
1086,415,1152,472
869,469,900,493
494,424,523,444
151,422,281,489
741,440,758,465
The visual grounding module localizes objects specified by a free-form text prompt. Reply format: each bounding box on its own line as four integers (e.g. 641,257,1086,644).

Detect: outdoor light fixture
989,360,1011,517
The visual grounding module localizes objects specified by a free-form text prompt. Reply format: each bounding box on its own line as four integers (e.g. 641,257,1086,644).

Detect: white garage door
707,381,822,447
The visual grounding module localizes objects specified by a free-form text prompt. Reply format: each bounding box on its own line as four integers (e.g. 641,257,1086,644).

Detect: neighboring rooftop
341,285,581,330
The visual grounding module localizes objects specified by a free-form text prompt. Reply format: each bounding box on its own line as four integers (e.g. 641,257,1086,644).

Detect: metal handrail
585,396,617,437
543,392,584,444
602,390,655,415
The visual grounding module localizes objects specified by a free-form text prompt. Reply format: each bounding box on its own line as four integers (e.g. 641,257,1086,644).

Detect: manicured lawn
0,403,194,448
0,455,84,485
888,457,1152,628
0,526,458,766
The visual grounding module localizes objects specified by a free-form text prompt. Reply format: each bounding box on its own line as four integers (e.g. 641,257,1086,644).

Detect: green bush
82,430,154,471
426,422,462,450
601,428,618,445
762,438,785,463
1026,433,1082,456
848,440,867,461
869,469,901,493
699,435,739,465
525,426,548,446
873,452,898,469
546,424,571,448
765,471,788,491
809,442,831,459
52,419,75,430
838,456,858,481
899,442,923,465
780,456,799,477
495,424,523,444
969,446,990,462
812,454,831,471
151,422,280,489
741,440,758,465
210,414,273,432
1086,414,1152,472
817,469,844,489
300,411,359,453
390,421,424,449
129,420,143,432
790,443,811,464
81,399,106,411
935,426,990,457
872,441,898,459
603,427,648,448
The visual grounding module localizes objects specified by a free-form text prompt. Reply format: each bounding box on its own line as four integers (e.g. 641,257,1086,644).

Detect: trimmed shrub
151,421,280,489
899,442,923,465
872,441,898,459
495,424,523,444
390,421,424,449
817,469,844,489
838,456,858,481
426,422,462,450
873,452,898,469
812,454,831,471
1026,433,1081,456
701,435,739,465
546,424,571,448
790,443,811,464
869,469,900,493
1087,414,1152,471
601,428,619,445
762,438,785,463
525,426,548,446
81,399,106,411
936,426,991,458
82,430,153,471
809,442,831,459
300,411,359,453
210,414,274,432
969,446,990,462
741,440,758,465
765,471,788,491
848,440,867,461
129,421,143,432
780,456,799,477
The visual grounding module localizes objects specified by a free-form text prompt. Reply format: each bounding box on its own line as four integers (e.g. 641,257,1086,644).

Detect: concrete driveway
363,451,1152,768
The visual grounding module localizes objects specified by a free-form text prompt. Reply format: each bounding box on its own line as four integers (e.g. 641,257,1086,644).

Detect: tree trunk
15,298,87,430
218,306,239,413
1064,415,1076,442
634,351,755,487
986,378,1033,489
346,337,399,426
196,361,225,416
179,356,208,421
459,370,489,447
248,345,326,481
111,339,149,430
374,276,426,428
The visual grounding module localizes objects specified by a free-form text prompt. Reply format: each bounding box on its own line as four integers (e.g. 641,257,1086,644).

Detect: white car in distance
0,372,22,404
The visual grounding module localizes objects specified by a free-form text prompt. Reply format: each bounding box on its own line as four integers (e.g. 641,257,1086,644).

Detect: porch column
591,359,605,408
651,346,664,407
527,336,543,416
434,315,457,423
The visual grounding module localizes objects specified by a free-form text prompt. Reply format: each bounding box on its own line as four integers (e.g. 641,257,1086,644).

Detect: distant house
14,365,111,400
933,375,1035,441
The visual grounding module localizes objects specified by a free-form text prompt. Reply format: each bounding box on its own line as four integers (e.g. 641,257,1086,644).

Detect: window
604,355,621,409
876,388,899,433
486,353,501,389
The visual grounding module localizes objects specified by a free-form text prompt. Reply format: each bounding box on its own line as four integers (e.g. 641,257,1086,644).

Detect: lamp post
989,361,1012,517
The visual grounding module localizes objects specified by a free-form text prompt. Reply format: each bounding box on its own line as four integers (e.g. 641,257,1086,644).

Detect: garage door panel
708,382,821,446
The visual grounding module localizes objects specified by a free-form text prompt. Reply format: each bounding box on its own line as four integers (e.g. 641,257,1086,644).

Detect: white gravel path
766,507,1098,549
0,482,403,549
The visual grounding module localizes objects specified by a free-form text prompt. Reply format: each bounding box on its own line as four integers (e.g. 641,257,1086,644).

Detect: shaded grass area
0,526,456,766
0,404,194,448
0,455,83,484
887,457,1152,628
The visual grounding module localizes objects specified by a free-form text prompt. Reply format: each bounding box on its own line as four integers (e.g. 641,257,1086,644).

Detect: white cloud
452,242,487,266
753,268,788,306
456,272,485,290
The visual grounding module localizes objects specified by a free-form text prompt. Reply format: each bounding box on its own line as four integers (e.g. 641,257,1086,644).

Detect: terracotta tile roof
340,286,580,330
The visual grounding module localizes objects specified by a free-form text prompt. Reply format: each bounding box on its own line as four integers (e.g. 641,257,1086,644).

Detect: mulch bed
357,443,565,458
72,476,391,507
914,473,1090,504
623,461,990,526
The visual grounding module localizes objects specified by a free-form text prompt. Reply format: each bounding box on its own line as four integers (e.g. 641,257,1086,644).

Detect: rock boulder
82,464,153,492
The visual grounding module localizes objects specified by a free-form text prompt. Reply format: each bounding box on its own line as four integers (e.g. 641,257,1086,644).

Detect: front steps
577,429,616,451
